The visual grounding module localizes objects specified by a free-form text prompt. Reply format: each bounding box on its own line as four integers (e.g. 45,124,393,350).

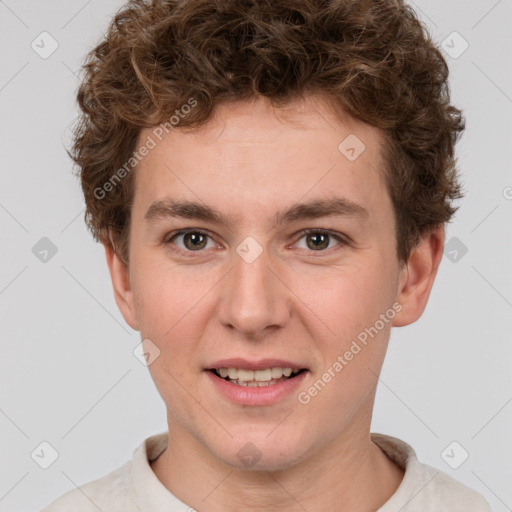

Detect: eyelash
162,228,349,256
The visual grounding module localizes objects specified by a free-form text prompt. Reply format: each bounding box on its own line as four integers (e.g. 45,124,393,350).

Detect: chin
212,431,311,472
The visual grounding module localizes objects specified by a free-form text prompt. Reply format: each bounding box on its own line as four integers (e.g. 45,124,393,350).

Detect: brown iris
183,232,208,250
306,233,329,250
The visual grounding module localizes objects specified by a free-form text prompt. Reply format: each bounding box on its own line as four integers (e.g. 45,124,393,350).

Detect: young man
43,0,491,510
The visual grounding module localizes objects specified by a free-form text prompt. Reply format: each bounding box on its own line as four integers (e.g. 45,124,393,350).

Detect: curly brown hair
69,0,465,265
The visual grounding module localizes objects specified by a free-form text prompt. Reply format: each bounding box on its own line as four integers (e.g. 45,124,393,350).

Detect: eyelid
162,227,350,254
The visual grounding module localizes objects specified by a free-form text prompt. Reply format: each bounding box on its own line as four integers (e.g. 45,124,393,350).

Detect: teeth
215,367,301,382
254,369,272,381
227,368,238,379
238,369,254,381
271,367,283,379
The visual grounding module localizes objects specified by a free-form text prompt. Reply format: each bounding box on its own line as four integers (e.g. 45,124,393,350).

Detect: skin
104,94,444,511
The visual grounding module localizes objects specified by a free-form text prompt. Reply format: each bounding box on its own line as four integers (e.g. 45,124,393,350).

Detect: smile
206,366,309,406
211,367,306,387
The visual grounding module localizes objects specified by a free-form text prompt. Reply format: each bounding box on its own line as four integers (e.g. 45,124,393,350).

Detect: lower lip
205,370,308,406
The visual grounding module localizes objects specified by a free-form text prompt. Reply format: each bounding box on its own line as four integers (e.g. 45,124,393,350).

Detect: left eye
295,229,345,252
163,228,346,253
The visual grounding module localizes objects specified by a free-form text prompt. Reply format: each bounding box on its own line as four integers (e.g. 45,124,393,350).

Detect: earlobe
392,226,445,327
103,243,139,331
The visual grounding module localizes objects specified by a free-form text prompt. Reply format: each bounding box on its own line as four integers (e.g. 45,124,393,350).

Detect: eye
294,229,347,252
162,228,348,255
163,229,217,252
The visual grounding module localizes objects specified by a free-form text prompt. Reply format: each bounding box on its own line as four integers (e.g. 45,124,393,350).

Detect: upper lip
206,358,307,371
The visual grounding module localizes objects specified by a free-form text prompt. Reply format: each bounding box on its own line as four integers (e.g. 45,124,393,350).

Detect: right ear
103,243,139,331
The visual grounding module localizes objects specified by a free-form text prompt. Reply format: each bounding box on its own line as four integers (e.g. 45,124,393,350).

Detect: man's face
119,96,407,470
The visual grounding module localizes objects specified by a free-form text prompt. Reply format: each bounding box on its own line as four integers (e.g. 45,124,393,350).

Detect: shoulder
40,432,169,512
40,460,134,512
372,433,491,512
421,468,492,511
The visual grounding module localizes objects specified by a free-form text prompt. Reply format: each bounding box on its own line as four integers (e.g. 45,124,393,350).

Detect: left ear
392,225,445,327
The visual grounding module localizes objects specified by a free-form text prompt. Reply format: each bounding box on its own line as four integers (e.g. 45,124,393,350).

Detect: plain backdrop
1,0,511,510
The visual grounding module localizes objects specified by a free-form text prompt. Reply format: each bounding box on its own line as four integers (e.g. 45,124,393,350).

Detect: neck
151,420,404,511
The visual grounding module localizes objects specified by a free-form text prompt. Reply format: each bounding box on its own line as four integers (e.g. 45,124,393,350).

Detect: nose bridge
218,241,289,336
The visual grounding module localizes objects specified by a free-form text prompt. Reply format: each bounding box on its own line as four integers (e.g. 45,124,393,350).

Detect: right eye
163,229,218,253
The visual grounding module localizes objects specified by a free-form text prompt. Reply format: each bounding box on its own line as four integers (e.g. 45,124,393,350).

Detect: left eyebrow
275,197,369,224
144,197,369,226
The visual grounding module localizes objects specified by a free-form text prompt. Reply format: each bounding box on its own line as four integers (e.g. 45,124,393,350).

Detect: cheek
290,259,396,339
131,266,212,403
131,254,210,332
292,264,395,421
290,261,397,410
130,259,224,386
131,250,397,352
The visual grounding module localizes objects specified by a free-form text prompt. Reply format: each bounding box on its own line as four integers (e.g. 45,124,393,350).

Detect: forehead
157,95,378,150
132,95,388,224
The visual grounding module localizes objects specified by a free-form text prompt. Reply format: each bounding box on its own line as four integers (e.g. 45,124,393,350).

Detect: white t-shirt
41,432,491,511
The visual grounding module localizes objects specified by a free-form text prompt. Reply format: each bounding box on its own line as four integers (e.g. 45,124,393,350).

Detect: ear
392,225,444,327
103,243,139,331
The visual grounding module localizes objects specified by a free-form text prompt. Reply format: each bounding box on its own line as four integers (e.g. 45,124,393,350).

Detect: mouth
208,367,308,387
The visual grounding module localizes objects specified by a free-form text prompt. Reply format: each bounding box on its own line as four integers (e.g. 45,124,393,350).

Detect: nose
217,244,290,339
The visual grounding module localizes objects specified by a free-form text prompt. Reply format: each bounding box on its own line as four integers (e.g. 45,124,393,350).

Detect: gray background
1,0,511,510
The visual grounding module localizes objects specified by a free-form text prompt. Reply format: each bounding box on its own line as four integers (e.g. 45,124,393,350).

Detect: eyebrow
144,197,369,226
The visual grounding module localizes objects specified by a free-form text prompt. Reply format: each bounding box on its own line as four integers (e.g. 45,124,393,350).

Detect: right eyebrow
144,199,238,225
